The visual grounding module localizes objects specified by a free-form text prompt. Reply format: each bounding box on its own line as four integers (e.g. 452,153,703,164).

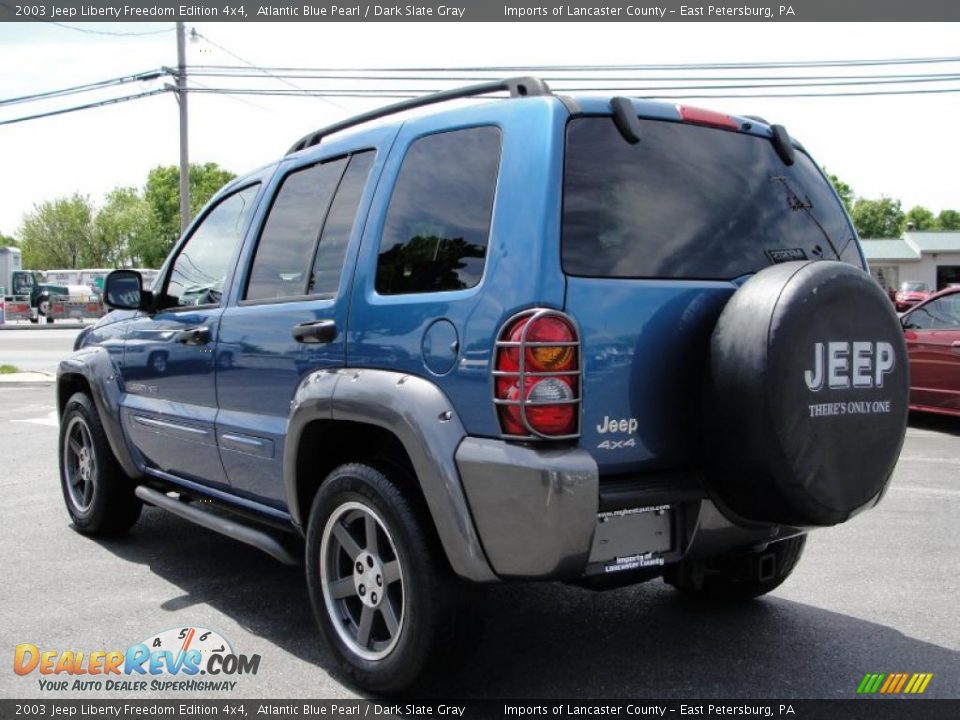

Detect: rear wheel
664,535,806,601
59,392,141,535
305,463,473,693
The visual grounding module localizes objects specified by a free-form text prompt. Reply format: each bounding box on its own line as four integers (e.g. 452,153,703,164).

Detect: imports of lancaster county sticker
13,627,261,693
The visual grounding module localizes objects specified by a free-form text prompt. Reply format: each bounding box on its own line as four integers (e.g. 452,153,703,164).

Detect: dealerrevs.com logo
14,627,261,693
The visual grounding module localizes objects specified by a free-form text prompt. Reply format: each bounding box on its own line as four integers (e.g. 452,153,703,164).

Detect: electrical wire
47,22,174,37
184,74,960,95
184,85,960,100
187,56,960,73
0,69,164,107
188,29,343,109
0,88,170,126
186,70,960,83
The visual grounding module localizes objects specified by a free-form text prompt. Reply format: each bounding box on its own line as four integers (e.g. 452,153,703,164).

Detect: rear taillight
494,309,580,440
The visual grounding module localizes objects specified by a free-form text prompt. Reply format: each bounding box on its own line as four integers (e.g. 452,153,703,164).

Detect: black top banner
1,0,959,22
0,700,958,720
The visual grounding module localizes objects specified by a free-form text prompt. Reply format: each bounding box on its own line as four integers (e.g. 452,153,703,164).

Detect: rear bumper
456,437,792,581
456,437,599,579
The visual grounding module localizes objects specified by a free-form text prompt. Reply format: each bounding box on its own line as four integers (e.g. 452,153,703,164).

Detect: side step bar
135,486,299,566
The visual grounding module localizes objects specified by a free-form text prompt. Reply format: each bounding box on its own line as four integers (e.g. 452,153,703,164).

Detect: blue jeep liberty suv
58,78,909,692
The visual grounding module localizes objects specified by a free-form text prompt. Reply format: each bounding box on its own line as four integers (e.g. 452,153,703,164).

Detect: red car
895,281,932,311
901,286,960,416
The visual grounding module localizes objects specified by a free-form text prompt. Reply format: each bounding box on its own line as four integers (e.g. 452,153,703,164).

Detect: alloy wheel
319,501,404,661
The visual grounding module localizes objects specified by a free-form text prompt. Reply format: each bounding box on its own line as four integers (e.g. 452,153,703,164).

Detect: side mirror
104,270,149,311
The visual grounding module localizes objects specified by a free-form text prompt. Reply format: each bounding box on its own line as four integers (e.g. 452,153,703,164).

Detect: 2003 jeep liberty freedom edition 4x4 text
58,78,909,692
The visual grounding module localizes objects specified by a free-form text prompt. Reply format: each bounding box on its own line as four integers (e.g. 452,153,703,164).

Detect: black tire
59,392,142,535
305,463,473,693
664,535,806,601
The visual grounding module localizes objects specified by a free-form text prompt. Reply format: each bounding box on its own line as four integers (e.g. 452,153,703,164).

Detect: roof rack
286,76,552,155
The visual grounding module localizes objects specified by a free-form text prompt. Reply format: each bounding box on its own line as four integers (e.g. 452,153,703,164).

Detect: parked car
57,78,909,692
900,286,960,416
895,280,932,311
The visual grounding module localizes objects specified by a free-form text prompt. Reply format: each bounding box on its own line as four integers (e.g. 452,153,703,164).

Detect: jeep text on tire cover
57,78,908,693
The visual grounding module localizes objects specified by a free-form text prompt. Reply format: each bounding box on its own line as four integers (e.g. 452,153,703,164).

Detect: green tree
825,170,854,213
18,194,96,269
93,187,154,267
905,205,938,231
143,162,236,266
0,232,17,248
937,209,960,231
849,197,905,239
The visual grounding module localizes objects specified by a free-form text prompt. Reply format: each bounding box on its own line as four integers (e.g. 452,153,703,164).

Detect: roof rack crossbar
286,76,551,155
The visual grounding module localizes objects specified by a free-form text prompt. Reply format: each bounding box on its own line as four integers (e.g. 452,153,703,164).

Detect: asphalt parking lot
0,328,957,700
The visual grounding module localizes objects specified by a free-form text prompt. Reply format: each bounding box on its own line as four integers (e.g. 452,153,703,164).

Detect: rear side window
562,117,860,280
375,126,501,295
245,157,347,301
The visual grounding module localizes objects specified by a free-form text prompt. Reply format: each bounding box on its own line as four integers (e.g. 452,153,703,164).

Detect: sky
0,21,959,238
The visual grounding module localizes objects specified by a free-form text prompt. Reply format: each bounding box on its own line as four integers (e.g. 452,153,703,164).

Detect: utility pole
176,21,190,236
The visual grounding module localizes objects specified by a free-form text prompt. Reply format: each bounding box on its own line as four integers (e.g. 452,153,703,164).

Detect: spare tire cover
705,260,908,527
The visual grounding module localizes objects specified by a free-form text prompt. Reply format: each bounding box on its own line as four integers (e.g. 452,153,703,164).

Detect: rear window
562,117,861,280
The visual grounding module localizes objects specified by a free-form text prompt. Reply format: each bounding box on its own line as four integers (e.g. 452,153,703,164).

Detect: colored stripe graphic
856,673,933,694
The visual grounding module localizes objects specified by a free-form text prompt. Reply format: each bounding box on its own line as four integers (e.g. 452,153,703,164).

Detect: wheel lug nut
366,556,374,568
376,575,382,586
371,592,377,604
359,584,365,595
356,562,363,574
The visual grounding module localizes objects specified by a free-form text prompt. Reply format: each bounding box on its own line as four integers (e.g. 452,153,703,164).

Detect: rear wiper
772,176,843,261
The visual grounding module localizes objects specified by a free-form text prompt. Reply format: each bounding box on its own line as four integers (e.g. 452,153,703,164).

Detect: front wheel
664,534,807,601
59,392,142,535
305,463,473,693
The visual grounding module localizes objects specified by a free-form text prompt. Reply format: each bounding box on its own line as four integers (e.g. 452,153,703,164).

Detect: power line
186,69,960,83
185,74,960,94
0,69,164,107
185,85,960,100
187,56,960,73
0,88,170,126
188,28,343,109
47,22,174,37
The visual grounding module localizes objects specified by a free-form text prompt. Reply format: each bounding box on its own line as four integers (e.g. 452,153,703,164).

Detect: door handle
292,319,337,344
174,326,211,345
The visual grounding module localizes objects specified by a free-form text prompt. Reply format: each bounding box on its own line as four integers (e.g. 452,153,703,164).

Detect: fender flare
57,348,141,480
284,368,497,583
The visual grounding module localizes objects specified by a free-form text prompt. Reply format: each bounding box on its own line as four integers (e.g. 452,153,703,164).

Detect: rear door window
310,151,375,296
562,117,860,280
375,126,501,295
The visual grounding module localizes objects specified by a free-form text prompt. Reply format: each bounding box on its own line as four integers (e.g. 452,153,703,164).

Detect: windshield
562,117,861,280
900,281,929,293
